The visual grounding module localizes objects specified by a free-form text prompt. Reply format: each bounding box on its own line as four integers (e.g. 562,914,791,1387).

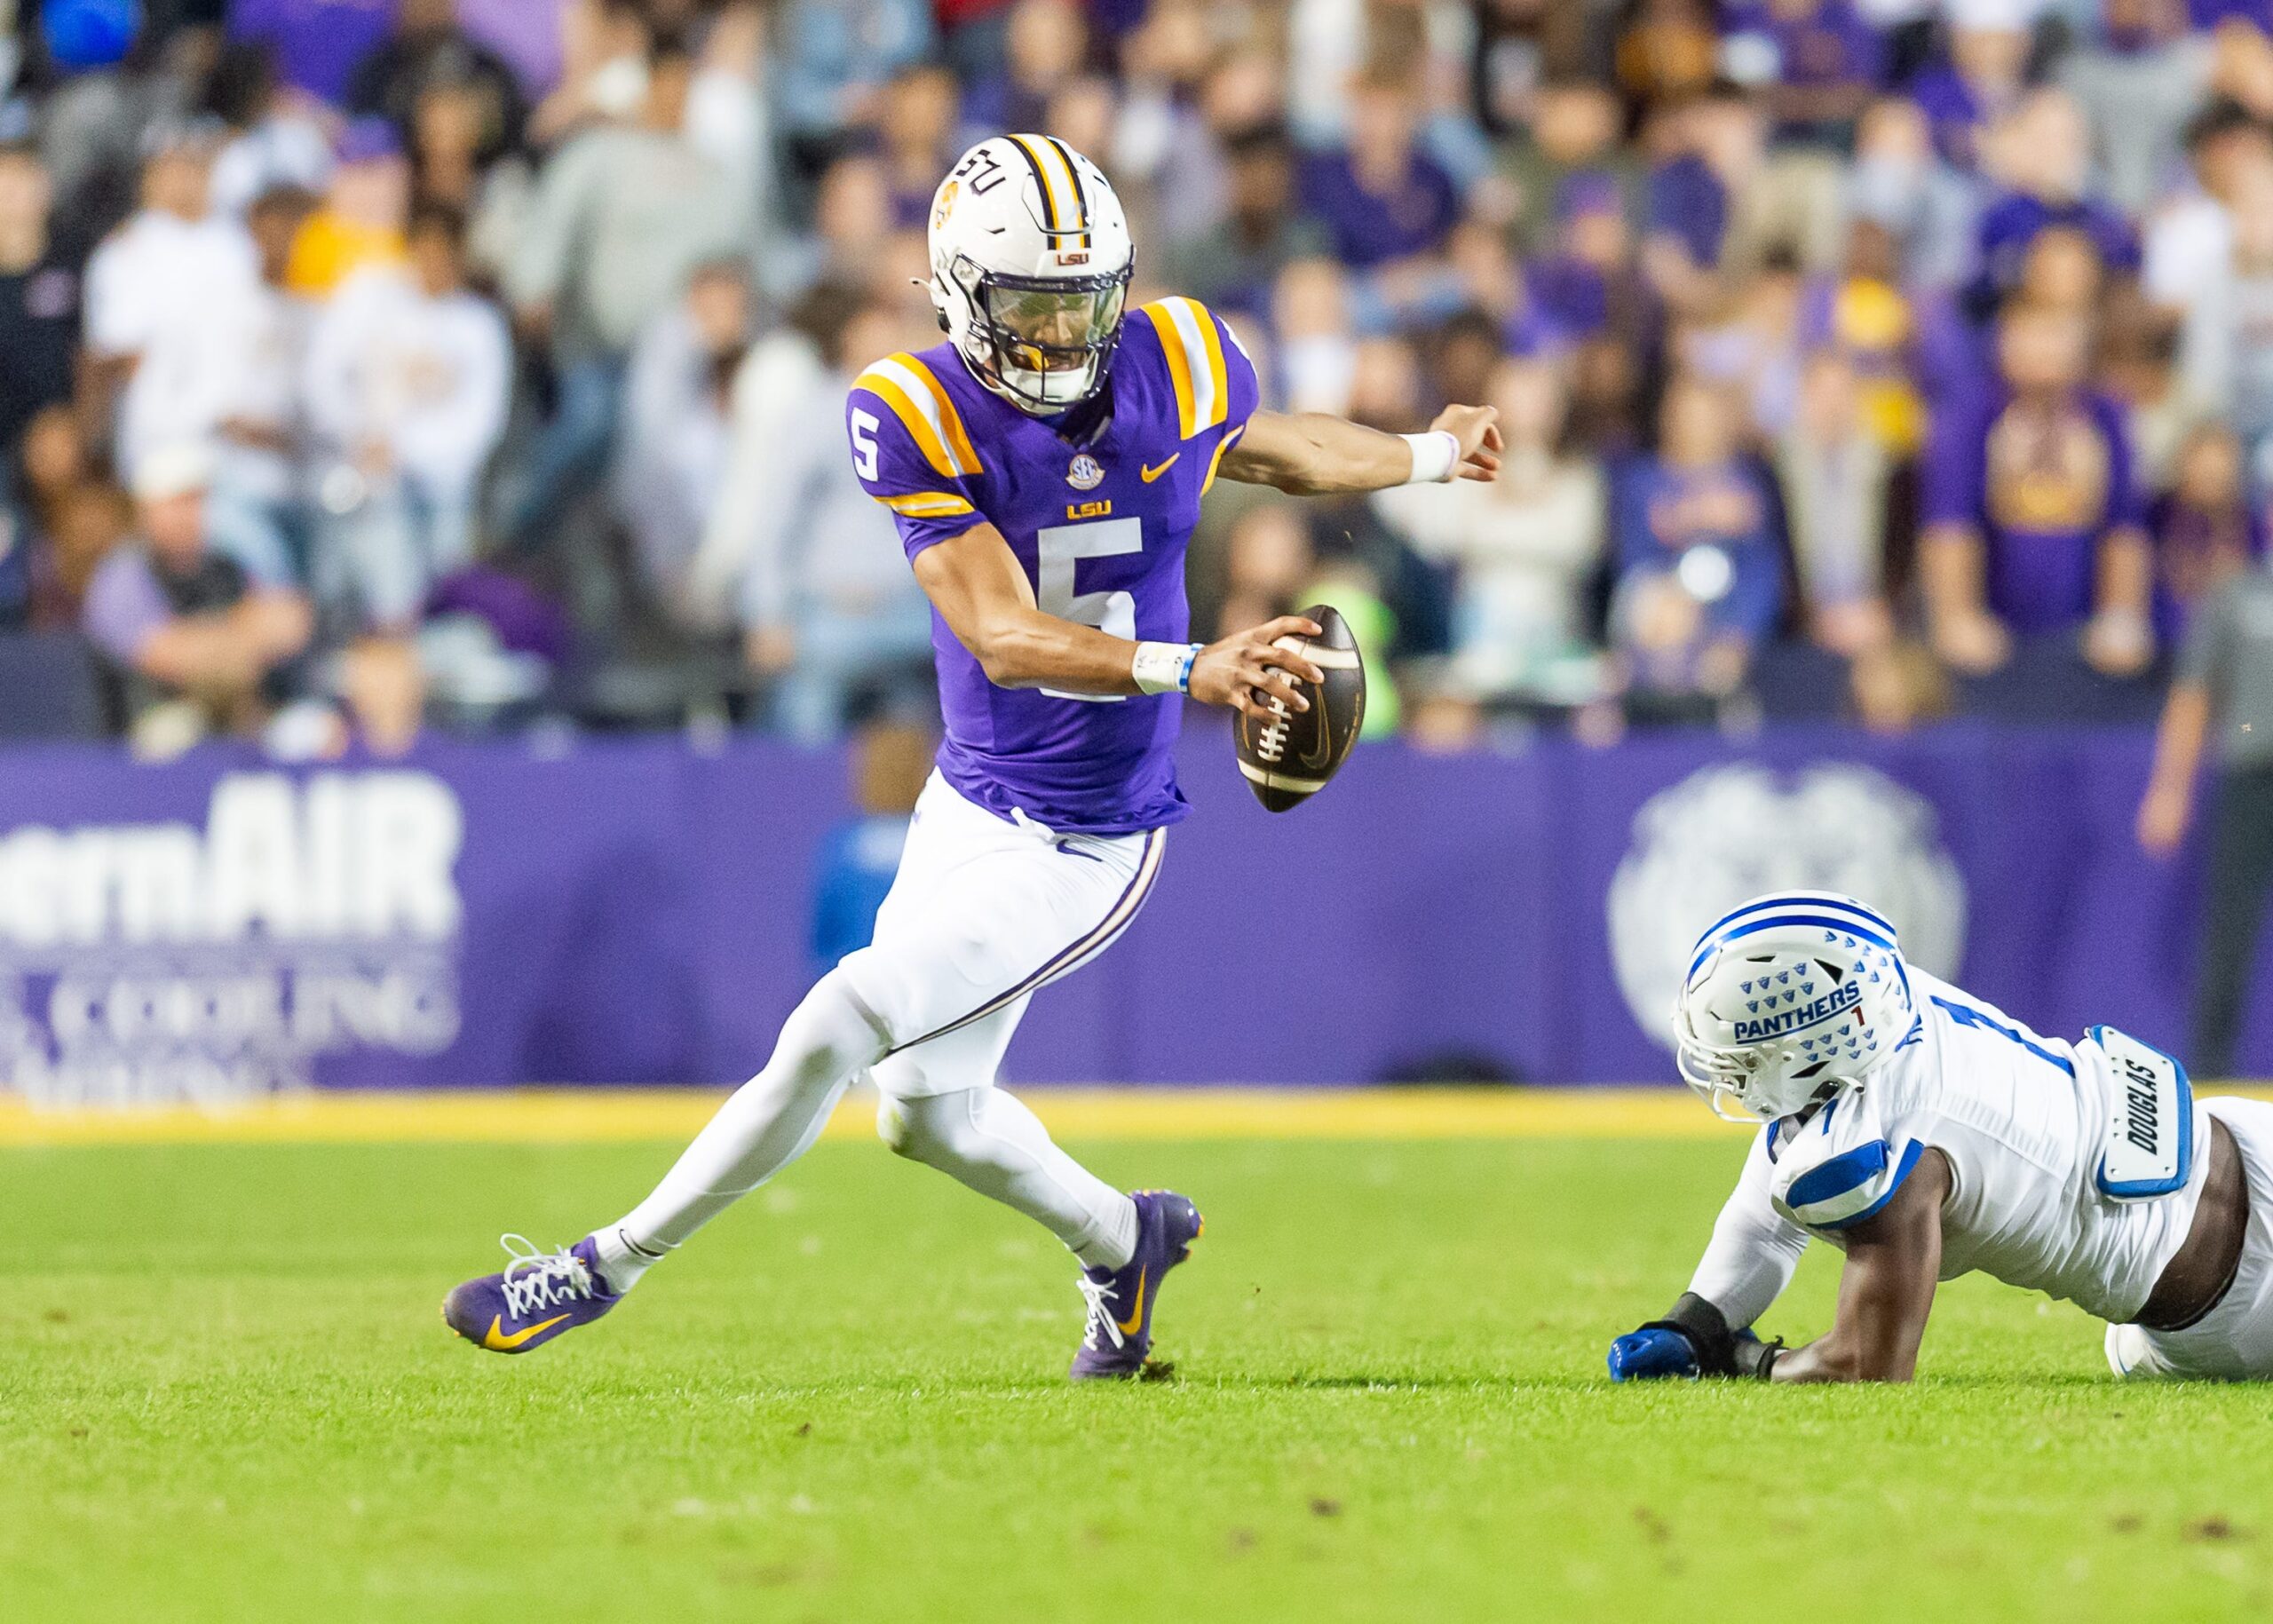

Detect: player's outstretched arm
1608,1145,1810,1382
911,520,1326,717
1216,405,1502,496
1771,1148,1949,1384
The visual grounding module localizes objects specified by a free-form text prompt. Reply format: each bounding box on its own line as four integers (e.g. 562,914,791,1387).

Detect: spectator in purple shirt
231,0,401,108
1296,69,1462,272
80,443,314,741
1611,372,1786,702
1723,0,1886,149
961,0,1088,138
877,64,962,232
1528,172,1654,345
1641,82,1764,315
1972,90,2142,306
1907,1,2032,171
1921,302,2156,677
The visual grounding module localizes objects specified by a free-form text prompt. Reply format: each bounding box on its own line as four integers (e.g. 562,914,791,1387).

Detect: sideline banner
0,724,2233,1101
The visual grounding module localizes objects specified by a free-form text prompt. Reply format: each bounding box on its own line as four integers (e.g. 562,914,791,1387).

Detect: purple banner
0,723,2250,1103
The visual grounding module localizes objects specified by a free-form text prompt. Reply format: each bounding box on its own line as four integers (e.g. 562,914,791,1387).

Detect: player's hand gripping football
1190,615,1327,718
1431,403,1504,482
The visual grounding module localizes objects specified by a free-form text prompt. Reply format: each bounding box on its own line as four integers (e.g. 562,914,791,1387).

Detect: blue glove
1607,1326,1701,1382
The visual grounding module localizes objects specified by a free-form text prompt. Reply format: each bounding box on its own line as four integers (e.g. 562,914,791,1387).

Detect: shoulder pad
1132,297,1239,440
849,351,986,486
1769,1092,1925,1232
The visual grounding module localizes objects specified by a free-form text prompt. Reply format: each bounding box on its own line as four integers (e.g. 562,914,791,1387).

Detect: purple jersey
848,297,1260,835
1922,388,2143,634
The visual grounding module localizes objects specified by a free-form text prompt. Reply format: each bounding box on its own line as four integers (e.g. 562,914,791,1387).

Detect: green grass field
7,1130,2273,1622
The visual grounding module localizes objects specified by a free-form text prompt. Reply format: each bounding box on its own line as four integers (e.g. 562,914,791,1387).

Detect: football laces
1254,690,1290,763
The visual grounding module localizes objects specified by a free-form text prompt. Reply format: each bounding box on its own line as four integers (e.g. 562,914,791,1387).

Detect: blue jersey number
1928,994,2076,1079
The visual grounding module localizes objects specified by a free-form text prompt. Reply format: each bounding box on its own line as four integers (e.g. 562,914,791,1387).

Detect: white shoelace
1077,1273,1125,1351
496,1234,598,1319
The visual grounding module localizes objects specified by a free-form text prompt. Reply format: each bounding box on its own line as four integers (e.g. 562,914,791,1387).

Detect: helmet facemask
949,256,1131,414
1675,1002,1851,1124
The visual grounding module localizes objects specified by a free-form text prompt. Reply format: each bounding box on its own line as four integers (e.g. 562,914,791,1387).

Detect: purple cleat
442,1234,620,1354
1070,1190,1204,1381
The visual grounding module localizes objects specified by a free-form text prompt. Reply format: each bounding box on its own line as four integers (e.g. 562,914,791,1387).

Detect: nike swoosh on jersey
1115,1267,1148,1334
1140,454,1179,483
483,1312,569,1351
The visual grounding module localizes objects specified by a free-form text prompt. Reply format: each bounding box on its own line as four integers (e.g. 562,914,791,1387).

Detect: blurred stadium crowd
0,0,2269,756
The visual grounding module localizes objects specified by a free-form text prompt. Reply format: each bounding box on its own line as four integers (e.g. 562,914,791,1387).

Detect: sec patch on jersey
1233,603,1366,812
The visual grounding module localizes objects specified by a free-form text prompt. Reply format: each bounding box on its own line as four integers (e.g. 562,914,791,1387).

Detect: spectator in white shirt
305,201,511,630
2182,164,2273,486
1372,355,1607,709
2144,101,2273,323
501,29,752,547
1776,348,1894,659
613,259,750,610
81,118,261,487
204,184,317,591
205,43,333,219
687,283,934,740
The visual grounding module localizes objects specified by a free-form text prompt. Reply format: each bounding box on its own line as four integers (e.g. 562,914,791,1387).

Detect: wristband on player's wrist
1730,1334,1784,1381
1132,640,1202,695
1398,429,1462,485
1642,1291,1741,1377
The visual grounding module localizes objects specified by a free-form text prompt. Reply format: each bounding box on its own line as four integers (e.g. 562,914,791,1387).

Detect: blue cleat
1070,1190,1203,1381
443,1234,620,1354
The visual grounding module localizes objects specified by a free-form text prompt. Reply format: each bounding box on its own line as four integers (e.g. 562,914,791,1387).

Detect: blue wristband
1176,643,1200,693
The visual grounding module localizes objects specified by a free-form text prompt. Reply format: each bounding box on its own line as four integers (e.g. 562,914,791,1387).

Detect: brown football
1232,603,1366,812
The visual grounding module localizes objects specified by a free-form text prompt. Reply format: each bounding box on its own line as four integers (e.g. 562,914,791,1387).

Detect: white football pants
601,773,1161,1279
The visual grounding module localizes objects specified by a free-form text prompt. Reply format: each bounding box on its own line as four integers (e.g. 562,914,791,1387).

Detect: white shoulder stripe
1160,297,1219,434
866,355,978,477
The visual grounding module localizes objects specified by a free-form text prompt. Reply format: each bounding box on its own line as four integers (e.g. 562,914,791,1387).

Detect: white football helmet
926,134,1134,415
1675,891,1914,1122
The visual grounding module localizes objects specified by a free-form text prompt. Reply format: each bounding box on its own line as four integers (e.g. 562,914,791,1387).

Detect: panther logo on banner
1607,763,1967,1052
0,771,465,1107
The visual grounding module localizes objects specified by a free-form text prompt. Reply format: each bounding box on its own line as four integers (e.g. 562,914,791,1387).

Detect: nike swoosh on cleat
1140,455,1179,483
482,1312,568,1351
1115,1268,1148,1335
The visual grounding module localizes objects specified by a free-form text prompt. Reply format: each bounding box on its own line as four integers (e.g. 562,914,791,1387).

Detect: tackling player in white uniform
1609,891,2272,1383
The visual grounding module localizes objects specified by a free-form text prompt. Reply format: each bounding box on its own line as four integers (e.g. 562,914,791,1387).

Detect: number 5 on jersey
1037,519,1142,702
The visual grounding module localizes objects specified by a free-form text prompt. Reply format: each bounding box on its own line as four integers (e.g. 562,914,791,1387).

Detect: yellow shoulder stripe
851,353,984,479
1137,297,1230,440
1201,424,1246,495
875,491,976,518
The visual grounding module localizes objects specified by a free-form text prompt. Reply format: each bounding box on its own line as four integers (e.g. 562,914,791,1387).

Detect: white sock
880,1087,1140,1271
603,970,888,1278
590,1225,669,1295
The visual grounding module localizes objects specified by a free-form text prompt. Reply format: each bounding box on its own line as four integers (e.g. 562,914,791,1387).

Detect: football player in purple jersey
445,135,1499,1378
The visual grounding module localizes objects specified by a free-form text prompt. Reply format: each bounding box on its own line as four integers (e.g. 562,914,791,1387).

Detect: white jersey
1690,970,2210,1329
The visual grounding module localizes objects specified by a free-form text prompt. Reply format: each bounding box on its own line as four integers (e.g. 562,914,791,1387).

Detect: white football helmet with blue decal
1675,891,1915,1122
926,135,1134,415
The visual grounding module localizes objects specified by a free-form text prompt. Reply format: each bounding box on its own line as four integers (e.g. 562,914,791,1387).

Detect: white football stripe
1238,760,1327,793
